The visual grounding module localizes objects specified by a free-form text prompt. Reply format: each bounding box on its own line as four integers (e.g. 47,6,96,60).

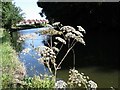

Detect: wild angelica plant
37,22,98,89
67,69,97,89
34,22,87,82
18,22,98,89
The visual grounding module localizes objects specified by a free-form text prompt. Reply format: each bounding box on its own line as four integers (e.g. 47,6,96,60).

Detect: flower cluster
88,80,98,89
60,26,76,33
52,47,59,52
36,28,63,35
55,37,66,44
77,26,86,34
37,46,56,65
55,80,67,89
68,69,86,87
60,26,86,45
17,33,37,42
52,22,60,26
67,69,97,89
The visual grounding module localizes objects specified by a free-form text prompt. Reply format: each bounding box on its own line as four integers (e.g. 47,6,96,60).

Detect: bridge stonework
17,19,49,26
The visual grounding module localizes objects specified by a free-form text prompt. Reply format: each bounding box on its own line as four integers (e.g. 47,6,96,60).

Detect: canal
11,27,119,88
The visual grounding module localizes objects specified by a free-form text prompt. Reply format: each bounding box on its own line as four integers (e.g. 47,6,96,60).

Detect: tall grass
0,28,55,89
0,28,25,88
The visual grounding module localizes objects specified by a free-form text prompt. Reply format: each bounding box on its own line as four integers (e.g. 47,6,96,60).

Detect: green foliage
2,2,24,29
2,73,13,88
23,75,55,88
0,28,25,88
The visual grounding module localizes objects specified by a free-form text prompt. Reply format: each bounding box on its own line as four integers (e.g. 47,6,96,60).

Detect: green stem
56,43,63,56
72,49,75,69
54,64,57,82
57,41,77,69
50,36,52,48
46,62,53,74
71,39,75,47
68,38,70,48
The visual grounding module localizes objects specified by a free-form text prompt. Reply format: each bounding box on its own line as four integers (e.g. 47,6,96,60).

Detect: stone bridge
17,19,49,26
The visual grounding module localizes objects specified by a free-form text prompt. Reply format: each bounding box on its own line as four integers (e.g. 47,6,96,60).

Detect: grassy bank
0,28,55,89
0,28,26,88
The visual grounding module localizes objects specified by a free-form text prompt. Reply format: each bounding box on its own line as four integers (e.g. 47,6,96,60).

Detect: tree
2,2,24,29
37,2,119,69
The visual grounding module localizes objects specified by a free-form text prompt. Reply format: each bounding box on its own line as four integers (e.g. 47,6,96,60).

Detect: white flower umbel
75,36,85,45
52,47,59,52
77,26,86,34
68,69,96,89
37,46,56,74
65,32,73,38
54,42,58,45
88,80,97,89
60,26,76,33
52,22,60,26
55,37,66,44
55,80,67,89
72,30,83,37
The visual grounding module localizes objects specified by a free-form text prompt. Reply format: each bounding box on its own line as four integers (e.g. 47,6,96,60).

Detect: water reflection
11,28,119,88
13,27,50,77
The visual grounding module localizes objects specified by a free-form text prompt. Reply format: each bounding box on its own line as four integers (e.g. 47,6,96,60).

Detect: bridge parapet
17,19,49,26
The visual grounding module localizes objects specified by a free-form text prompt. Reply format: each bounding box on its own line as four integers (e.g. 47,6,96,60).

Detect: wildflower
65,32,73,38
71,34,76,38
72,30,83,37
68,69,91,88
46,57,50,61
86,76,89,79
74,69,78,73
37,46,56,68
52,22,60,26
54,42,58,45
88,80,97,89
50,51,55,55
60,26,76,33
38,28,62,35
78,83,81,87
22,48,31,54
55,37,66,44
55,80,67,89
81,72,84,75
75,36,85,45
77,26,86,34
52,47,59,52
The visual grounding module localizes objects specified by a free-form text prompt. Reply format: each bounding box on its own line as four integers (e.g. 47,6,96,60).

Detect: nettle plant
18,22,97,89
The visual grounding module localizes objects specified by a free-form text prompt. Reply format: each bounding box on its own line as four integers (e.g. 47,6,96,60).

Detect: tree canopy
1,1,24,29
37,2,119,69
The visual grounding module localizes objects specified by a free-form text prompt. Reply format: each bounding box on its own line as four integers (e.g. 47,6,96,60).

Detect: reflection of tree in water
10,31,24,52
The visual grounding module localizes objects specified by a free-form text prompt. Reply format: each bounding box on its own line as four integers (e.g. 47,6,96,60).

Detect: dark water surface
12,27,119,88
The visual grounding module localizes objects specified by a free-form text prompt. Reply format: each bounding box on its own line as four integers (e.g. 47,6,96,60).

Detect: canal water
12,27,119,88
12,27,50,77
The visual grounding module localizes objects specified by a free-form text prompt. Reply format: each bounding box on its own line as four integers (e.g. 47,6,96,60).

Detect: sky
13,0,46,20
